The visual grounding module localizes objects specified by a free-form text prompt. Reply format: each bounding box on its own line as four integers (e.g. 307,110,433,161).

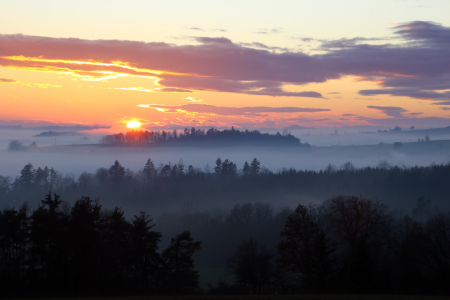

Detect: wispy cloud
118,87,192,93
256,28,283,35
187,27,205,31
0,78,18,83
138,103,330,116
185,97,203,102
367,106,408,117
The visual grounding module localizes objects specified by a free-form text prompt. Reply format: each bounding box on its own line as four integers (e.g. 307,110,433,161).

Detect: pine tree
250,158,261,176
162,231,201,294
143,158,156,184
243,161,251,176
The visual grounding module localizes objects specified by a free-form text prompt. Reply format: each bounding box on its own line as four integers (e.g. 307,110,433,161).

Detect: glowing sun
127,121,141,128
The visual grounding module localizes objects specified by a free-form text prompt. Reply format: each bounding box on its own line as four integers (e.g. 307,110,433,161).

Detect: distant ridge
100,127,309,147
33,131,78,137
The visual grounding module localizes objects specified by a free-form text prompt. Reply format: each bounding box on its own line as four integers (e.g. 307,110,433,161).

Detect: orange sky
1,3,450,131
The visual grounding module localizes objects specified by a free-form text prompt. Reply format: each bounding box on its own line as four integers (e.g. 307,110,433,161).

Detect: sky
1,0,450,132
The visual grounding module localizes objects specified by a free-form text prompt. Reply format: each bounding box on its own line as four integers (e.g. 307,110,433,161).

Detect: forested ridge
99,127,306,146
1,157,450,212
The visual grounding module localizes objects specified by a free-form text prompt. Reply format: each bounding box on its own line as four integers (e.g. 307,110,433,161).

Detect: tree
412,196,432,223
214,158,222,174
227,238,274,294
0,203,29,293
162,231,201,294
109,160,126,187
278,204,334,293
99,207,132,292
68,196,102,293
242,161,250,176
143,158,157,184
220,159,237,177
8,140,26,151
325,195,392,293
424,213,450,293
18,163,35,190
250,158,261,176
130,211,162,292
29,193,70,294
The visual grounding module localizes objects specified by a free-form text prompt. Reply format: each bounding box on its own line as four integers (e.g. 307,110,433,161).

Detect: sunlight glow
0,56,211,81
127,121,141,128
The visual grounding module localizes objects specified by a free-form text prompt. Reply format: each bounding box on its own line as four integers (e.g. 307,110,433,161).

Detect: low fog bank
1,139,450,178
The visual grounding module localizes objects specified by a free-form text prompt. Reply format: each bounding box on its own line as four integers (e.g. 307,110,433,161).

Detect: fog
2,127,450,179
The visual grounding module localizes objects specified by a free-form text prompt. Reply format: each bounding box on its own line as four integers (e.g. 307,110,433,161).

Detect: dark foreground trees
162,231,202,294
226,238,274,294
274,195,450,295
0,193,202,297
3,192,450,296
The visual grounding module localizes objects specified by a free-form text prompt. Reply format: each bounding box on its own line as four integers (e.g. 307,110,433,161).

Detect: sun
127,121,141,128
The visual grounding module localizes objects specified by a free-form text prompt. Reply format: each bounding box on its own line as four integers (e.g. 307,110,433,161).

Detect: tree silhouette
130,211,162,292
242,161,251,176
18,163,35,191
250,158,261,176
109,160,126,187
325,195,392,293
162,231,202,294
227,238,274,294
29,193,70,294
143,158,157,185
278,204,334,293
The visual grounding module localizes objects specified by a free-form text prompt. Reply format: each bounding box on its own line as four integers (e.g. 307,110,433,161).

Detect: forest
1,193,450,296
1,157,449,213
99,127,305,146
1,158,450,295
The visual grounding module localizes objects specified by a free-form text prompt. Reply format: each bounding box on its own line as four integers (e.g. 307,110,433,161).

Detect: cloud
1,21,449,100
187,27,205,31
185,97,203,103
432,101,450,105
360,88,450,100
118,87,192,93
367,117,450,128
341,113,355,116
319,37,387,49
158,76,324,98
240,42,290,52
263,120,276,127
256,28,283,35
285,117,330,122
194,37,233,44
393,21,450,45
0,78,18,83
367,106,408,117
138,103,330,116
440,107,450,111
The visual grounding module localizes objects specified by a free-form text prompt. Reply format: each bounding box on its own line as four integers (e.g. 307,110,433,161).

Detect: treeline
218,195,450,295
0,193,201,296
99,126,304,146
2,194,450,296
2,158,450,213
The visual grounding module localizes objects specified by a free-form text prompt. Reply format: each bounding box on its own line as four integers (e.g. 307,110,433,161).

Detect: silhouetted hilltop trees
100,126,305,146
33,130,77,137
